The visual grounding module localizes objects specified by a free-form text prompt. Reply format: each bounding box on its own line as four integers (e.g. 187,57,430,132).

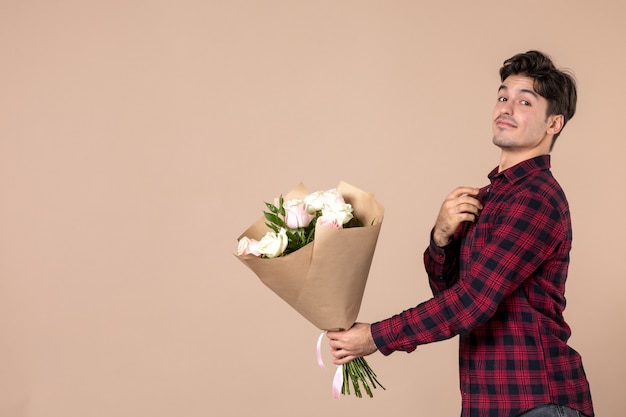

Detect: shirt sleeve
371,191,567,355
424,228,463,295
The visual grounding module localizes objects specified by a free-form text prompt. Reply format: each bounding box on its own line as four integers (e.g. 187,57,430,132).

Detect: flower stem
341,357,385,398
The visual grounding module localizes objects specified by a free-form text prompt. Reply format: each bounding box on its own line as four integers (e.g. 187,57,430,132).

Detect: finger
332,354,349,365
331,347,347,360
457,202,482,214
450,186,480,198
334,353,358,366
458,193,483,204
326,330,344,340
455,197,483,214
444,197,481,213
328,340,342,350
457,212,479,223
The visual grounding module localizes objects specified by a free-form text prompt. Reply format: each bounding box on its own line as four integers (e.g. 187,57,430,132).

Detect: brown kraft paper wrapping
235,181,384,331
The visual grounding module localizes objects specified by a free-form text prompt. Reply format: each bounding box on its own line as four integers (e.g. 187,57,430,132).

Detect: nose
499,101,512,115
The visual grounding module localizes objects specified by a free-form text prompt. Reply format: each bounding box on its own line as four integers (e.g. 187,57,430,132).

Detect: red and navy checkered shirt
371,156,594,417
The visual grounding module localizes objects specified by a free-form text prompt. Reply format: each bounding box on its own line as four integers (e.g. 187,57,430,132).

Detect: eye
520,100,530,106
498,96,507,102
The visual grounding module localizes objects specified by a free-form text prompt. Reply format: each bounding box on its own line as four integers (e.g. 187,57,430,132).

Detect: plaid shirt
371,156,594,417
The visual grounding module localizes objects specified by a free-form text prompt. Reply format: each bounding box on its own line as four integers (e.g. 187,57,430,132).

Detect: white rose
321,201,354,225
257,228,289,258
304,188,345,214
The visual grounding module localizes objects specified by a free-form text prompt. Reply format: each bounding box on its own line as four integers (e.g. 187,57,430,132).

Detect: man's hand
433,186,482,246
327,323,377,365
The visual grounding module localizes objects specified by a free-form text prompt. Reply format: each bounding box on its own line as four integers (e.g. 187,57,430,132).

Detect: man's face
492,75,561,154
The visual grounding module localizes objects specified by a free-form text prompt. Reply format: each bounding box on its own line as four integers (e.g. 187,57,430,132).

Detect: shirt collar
487,155,552,184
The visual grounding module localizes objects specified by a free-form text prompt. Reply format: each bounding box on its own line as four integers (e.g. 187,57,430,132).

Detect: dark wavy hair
499,50,577,148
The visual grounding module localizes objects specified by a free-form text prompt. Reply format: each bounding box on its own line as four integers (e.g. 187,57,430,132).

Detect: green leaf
263,212,286,229
285,230,299,241
278,195,285,216
265,222,279,233
264,202,279,214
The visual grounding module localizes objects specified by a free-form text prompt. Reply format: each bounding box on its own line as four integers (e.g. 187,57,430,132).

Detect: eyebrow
498,85,539,99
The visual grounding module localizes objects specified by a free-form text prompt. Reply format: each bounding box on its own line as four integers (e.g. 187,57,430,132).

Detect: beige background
1,1,624,416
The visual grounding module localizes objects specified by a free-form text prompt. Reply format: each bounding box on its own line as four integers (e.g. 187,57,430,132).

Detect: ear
547,114,564,135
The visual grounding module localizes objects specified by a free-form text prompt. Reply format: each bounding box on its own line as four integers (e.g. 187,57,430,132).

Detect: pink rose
316,215,342,229
237,236,262,256
283,199,315,229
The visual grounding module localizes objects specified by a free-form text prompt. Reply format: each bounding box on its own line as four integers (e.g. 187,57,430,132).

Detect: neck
498,150,549,172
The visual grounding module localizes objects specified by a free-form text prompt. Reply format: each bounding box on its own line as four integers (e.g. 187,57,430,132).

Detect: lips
495,116,517,128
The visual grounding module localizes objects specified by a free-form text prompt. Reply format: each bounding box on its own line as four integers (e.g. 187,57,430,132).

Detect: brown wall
1,1,623,416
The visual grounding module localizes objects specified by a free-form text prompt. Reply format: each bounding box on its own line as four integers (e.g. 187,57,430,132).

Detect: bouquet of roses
235,181,385,398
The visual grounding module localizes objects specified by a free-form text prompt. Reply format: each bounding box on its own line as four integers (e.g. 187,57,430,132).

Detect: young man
327,51,594,417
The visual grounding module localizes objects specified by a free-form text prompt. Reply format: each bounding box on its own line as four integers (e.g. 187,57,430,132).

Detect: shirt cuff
370,318,418,356
428,228,456,265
